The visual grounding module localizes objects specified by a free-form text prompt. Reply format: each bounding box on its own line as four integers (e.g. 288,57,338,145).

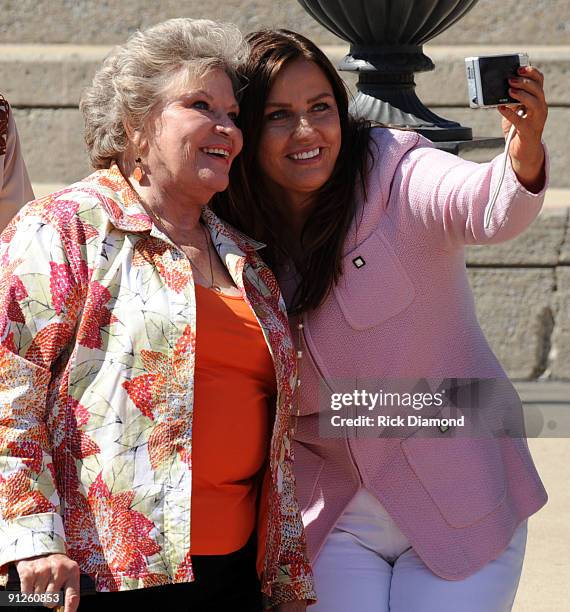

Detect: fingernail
518,66,528,74
509,77,520,83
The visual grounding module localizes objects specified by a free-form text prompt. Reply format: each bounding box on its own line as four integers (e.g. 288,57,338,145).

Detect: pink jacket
287,128,548,581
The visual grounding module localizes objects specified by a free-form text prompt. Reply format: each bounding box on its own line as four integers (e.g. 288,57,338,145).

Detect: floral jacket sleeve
0,166,315,606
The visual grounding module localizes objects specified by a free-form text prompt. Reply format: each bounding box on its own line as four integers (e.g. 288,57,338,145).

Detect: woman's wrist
510,144,546,194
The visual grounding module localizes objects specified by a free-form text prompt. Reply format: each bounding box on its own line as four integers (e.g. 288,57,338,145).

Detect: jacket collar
83,164,265,253
201,206,266,257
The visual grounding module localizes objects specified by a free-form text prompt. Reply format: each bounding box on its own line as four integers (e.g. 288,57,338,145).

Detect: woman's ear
125,122,149,159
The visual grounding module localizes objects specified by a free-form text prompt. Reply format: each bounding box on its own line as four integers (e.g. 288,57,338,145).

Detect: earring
133,157,144,183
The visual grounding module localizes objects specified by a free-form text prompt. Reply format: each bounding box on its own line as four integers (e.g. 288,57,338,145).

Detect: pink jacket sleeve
386,133,548,249
0,97,35,231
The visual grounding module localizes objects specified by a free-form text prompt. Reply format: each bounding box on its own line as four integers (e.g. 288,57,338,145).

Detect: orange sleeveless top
191,283,276,555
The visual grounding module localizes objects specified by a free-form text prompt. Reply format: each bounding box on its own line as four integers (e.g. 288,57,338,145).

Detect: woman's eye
228,112,239,123
266,110,288,121
192,100,210,111
312,102,330,112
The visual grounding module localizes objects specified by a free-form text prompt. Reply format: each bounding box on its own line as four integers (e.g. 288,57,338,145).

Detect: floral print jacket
0,165,315,607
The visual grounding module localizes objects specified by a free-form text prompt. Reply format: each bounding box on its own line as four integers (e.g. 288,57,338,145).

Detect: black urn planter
298,0,480,142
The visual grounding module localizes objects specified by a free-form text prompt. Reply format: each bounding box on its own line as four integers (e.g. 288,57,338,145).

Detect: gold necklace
144,203,222,293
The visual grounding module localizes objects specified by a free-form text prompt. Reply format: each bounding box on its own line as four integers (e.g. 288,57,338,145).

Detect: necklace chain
143,203,222,293
201,223,222,293
292,316,303,437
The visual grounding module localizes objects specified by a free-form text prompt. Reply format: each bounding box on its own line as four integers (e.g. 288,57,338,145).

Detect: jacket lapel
201,206,296,420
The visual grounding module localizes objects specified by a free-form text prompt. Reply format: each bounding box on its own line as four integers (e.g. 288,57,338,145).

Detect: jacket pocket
401,434,506,528
292,441,325,514
334,230,415,330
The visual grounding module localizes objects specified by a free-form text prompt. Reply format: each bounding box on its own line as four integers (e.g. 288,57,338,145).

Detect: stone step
324,45,570,107
516,381,570,438
26,186,566,212
3,44,569,106
4,43,570,188
0,0,567,46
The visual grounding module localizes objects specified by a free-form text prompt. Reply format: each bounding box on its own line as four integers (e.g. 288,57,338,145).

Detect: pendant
211,284,222,293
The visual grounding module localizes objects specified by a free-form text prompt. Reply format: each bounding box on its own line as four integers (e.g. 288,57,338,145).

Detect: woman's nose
294,115,315,138
215,116,238,135
214,118,243,153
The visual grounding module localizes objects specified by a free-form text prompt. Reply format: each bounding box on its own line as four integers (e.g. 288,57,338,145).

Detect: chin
294,180,328,193
198,175,229,195
292,171,333,193
212,178,230,193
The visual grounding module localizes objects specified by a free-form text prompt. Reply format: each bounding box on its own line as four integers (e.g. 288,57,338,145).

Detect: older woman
214,29,549,612
0,19,314,612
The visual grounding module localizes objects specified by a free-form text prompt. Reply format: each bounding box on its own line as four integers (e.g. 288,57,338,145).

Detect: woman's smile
286,146,325,163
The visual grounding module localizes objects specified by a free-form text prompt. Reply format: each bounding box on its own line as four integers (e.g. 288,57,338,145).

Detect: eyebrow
178,89,239,111
180,89,213,101
265,92,334,108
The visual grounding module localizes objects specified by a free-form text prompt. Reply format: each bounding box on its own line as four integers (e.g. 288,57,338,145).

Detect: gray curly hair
80,18,248,169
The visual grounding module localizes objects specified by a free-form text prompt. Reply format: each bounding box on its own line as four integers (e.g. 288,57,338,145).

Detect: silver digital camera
465,53,529,108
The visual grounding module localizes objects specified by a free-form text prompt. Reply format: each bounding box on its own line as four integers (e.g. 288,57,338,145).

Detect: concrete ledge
12,108,89,184
544,189,570,209
323,44,570,107
3,44,570,107
29,187,570,210
550,268,570,379
436,107,569,188
466,209,569,266
0,45,106,107
468,268,556,379
418,45,570,107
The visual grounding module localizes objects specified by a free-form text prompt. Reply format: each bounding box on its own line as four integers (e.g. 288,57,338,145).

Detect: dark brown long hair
213,29,375,314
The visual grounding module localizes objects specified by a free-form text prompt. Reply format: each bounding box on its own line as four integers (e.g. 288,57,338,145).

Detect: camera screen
479,55,520,105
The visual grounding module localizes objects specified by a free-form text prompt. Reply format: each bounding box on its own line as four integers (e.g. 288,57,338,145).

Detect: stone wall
466,210,570,380
1,0,568,45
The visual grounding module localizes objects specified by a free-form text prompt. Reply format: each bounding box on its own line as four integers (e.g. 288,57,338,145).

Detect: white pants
312,489,527,612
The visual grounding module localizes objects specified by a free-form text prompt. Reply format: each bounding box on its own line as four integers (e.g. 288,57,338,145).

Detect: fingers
51,556,80,612
508,76,545,103
504,65,546,112
497,104,526,129
497,64,548,142
15,554,81,612
508,79,546,110
63,567,80,612
45,561,69,609
16,558,35,593
33,568,50,595
507,82,546,113
518,65,544,87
